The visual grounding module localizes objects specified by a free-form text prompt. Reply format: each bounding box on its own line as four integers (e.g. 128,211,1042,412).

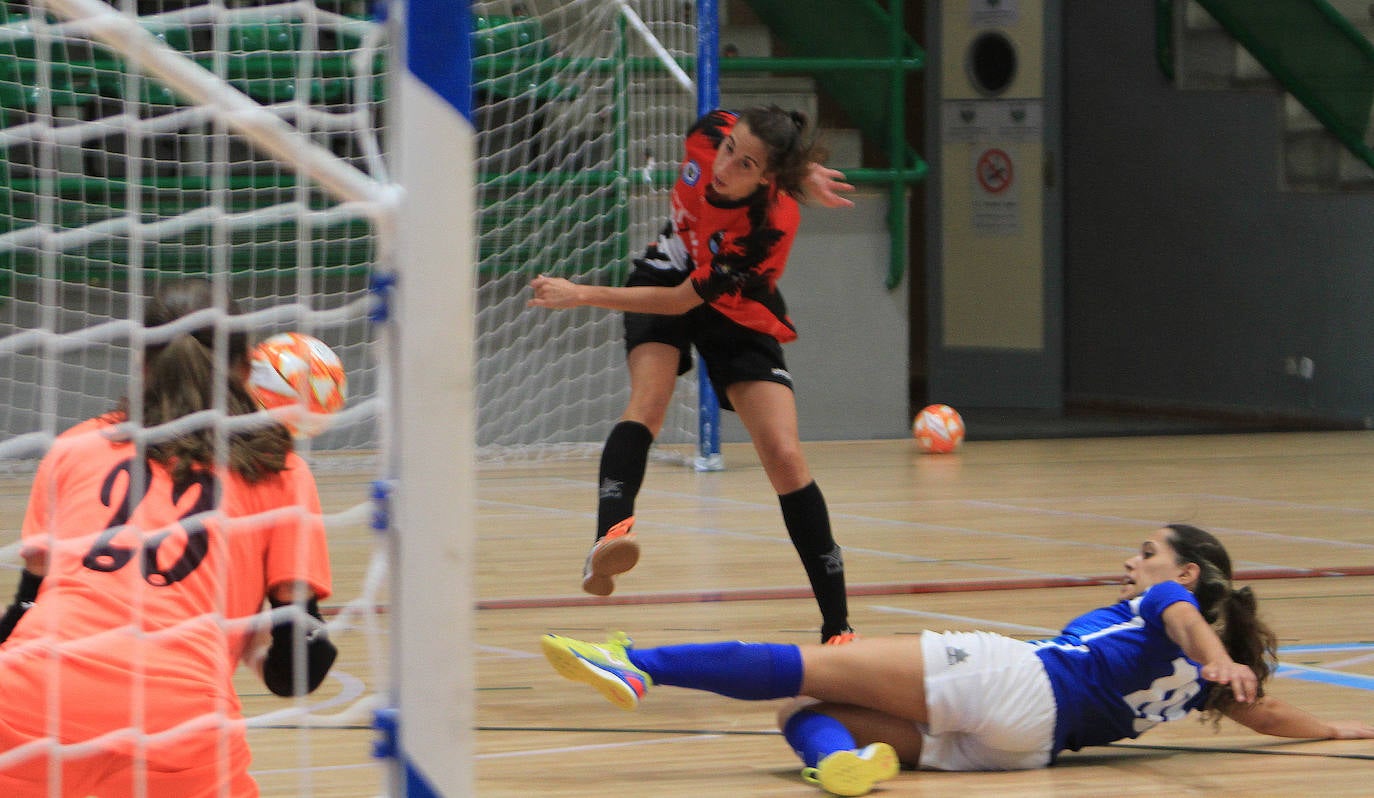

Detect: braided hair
1165,523,1278,721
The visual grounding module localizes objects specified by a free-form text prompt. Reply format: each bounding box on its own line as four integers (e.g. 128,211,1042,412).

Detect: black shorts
623,267,793,413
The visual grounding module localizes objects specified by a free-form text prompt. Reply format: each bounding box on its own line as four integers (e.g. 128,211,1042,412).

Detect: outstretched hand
803,163,856,208
527,275,583,309
1201,660,1258,703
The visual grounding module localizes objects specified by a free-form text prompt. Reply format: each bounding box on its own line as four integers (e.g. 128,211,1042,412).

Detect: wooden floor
6,431,1374,796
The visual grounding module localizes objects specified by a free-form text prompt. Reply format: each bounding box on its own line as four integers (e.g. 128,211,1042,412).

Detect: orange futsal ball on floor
912,404,965,454
248,332,348,438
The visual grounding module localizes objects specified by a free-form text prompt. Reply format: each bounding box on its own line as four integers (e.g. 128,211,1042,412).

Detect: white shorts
917,630,1056,771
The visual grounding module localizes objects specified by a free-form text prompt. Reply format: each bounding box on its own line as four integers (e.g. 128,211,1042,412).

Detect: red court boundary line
474,566,1374,611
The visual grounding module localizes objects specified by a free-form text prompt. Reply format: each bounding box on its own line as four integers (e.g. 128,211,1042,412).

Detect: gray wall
1062,2,1374,425
721,190,911,443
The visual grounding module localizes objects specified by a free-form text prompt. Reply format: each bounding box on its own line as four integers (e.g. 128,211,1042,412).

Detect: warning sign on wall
972,147,1019,234
970,0,1020,27
942,100,1044,143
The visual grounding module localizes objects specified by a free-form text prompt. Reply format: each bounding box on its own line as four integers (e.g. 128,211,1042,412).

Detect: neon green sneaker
540,632,652,710
800,743,900,796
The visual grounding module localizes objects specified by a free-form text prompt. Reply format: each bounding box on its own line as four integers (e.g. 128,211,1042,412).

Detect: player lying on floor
541,524,1374,797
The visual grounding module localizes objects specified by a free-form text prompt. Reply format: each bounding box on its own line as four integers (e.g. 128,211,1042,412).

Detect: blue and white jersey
1031,580,1213,757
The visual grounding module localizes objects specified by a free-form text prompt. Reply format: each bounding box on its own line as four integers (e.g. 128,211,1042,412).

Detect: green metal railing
474,4,929,288
719,55,927,288
732,0,927,288
0,7,930,291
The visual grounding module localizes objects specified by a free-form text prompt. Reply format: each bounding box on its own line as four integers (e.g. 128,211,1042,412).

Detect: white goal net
0,0,702,467
472,0,699,460
0,0,387,460
0,0,699,793
0,1,393,794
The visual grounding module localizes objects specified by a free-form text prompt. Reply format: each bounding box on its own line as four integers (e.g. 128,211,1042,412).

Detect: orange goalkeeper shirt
1,415,332,753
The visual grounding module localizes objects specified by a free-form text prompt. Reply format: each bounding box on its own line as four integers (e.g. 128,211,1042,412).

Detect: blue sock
624,641,803,700
783,709,857,768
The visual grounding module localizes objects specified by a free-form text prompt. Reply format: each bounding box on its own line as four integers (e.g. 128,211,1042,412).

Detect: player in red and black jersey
529,105,858,643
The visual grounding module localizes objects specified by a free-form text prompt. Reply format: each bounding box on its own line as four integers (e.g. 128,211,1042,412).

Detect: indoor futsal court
187,430,1372,796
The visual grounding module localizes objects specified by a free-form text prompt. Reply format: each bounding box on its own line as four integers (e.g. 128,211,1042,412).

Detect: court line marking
1276,662,1374,691
870,604,1058,635
1279,643,1374,653
477,566,1374,611
1108,741,1374,761
482,488,1374,579
474,732,724,760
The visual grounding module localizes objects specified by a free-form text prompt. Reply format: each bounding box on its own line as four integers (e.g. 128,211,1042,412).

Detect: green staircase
1164,0,1374,189
725,0,927,287
737,0,924,173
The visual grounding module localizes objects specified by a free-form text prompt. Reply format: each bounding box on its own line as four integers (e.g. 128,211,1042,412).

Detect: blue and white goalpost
384,1,475,796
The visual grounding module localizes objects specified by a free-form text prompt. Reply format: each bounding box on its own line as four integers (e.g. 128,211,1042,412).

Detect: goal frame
384,0,475,795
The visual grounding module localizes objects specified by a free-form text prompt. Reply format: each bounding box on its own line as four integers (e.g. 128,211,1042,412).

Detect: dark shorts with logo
623,265,792,413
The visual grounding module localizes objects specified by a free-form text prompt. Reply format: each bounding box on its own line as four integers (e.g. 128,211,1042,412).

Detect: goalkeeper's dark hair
124,278,292,487
738,104,826,202
1165,523,1278,724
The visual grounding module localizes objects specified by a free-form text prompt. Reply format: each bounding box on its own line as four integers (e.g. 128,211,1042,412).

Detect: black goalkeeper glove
261,597,338,697
0,570,42,645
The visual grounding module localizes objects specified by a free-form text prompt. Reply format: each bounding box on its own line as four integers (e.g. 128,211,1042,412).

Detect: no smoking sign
976,148,1014,194
971,147,1019,233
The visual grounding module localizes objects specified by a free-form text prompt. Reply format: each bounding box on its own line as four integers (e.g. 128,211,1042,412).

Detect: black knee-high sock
779,481,849,639
596,420,654,539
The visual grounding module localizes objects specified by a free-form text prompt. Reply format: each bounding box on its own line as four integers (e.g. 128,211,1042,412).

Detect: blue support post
694,0,724,471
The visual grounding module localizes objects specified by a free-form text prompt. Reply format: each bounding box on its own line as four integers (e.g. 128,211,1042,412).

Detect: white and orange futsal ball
248,332,347,438
912,404,965,454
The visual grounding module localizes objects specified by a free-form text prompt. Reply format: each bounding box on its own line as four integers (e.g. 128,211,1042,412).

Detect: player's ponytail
1215,583,1274,686
140,279,291,486
1165,523,1278,722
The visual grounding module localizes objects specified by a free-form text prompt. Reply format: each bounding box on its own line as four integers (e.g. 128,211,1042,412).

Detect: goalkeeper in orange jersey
0,279,336,798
